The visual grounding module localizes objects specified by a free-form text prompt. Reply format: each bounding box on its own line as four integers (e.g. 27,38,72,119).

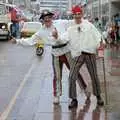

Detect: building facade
30,0,69,11
87,0,120,23
13,0,31,9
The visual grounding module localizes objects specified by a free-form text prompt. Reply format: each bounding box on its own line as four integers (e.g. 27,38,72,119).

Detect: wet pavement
0,42,120,120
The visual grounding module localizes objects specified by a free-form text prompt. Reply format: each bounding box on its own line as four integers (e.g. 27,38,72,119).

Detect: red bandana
72,5,83,14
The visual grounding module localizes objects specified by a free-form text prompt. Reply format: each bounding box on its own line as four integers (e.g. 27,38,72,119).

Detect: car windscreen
0,4,6,15
23,23,42,31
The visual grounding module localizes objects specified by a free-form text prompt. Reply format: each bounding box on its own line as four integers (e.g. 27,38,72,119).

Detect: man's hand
99,40,106,49
52,28,58,39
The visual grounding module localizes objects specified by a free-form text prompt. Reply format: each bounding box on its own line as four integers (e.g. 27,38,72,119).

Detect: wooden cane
102,57,108,105
97,45,108,105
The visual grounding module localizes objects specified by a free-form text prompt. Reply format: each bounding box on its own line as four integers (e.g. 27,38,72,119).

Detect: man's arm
91,23,106,48
10,31,42,46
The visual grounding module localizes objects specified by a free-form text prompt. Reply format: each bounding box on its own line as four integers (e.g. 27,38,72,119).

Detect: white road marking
0,63,35,120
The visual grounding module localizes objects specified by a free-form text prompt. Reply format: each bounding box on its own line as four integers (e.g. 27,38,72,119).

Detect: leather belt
52,43,67,49
81,51,94,55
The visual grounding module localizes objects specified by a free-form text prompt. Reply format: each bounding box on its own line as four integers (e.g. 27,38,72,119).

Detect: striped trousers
69,52,101,99
52,52,87,97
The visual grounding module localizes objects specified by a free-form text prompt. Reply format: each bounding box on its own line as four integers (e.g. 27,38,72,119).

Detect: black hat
40,10,54,20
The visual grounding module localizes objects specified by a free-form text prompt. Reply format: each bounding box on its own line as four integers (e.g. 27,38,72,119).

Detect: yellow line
0,63,35,120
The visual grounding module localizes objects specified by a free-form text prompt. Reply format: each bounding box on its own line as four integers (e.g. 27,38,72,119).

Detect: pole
5,0,8,3
101,0,102,19
102,58,108,105
91,0,94,18
98,0,100,18
108,0,111,23
12,0,14,4
97,46,108,105
59,0,61,19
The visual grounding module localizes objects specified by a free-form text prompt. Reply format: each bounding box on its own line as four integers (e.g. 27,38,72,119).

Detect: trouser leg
69,55,84,99
65,52,87,90
11,23,16,37
15,23,20,38
52,55,63,97
85,54,101,97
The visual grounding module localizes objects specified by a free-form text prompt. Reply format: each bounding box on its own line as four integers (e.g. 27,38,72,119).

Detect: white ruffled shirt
60,19,102,58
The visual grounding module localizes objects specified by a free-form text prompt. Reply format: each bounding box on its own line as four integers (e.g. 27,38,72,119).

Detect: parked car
20,22,42,38
0,22,10,40
0,3,11,40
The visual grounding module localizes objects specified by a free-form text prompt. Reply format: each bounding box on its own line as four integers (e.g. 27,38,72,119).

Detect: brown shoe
68,99,78,109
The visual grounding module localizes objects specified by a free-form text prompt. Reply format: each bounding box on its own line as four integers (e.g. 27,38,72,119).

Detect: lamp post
108,0,111,22
98,0,101,18
5,0,8,3
59,0,62,19
12,0,14,4
68,0,72,10
91,0,93,17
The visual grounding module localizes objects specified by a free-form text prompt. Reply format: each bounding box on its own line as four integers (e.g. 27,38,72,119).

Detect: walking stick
98,44,108,105
102,57,108,105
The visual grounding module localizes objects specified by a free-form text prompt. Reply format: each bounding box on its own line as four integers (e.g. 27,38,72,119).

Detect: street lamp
108,0,111,22
98,0,101,18
59,0,62,19
5,0,8,3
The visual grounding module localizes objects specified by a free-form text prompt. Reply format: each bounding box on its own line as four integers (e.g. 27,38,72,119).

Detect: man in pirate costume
54,5,104,108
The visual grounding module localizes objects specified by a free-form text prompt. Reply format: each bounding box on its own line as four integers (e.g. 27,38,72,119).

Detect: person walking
11,10,90,104
10,7,25,38
93,17,102,33
54,5,104,108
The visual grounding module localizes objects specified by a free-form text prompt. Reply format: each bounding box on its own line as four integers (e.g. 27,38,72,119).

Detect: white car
20,22,42,38
0,22,10,40
0,3,11,40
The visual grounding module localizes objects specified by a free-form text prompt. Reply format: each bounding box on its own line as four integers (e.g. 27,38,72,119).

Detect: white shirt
60,19,102,58
16,22,70,56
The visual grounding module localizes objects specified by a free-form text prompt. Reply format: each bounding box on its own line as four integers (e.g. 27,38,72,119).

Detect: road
0,41,120,120
0,41,52,120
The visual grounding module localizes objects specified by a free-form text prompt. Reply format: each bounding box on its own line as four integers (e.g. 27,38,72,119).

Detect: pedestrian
55,5,104,108
11,10,90,104
10,7,25,39
93,17,103,33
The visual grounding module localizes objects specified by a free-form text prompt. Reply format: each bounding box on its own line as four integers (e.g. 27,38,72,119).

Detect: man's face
73,12,83,23
43,15,53,27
